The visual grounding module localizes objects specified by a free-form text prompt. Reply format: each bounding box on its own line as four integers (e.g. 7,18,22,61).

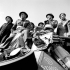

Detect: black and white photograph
0,0,70,70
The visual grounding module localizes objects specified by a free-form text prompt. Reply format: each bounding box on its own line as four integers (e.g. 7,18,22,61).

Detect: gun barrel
53,35,70,42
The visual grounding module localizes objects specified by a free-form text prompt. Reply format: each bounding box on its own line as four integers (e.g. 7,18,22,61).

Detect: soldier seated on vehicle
38,22,45,29
12,11,29,31
57,13,69,36
11,11,30,49
35,22,45,32
44,13,58,29
44,13,58,34
56,13,70,53
0,16,13,43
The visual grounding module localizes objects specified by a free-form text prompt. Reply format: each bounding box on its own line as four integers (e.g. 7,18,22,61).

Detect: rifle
53,35,70,43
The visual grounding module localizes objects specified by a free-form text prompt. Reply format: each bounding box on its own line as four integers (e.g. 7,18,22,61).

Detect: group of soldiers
0,12,70,57
0,11,70,70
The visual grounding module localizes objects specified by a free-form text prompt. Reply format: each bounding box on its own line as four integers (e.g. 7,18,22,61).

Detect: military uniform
0,23,13,43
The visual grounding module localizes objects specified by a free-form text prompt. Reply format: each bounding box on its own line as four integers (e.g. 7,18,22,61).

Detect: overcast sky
0,0,70,26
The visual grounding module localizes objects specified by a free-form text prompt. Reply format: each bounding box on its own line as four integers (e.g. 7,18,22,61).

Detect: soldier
12,11,29,31
0,16,13,43
38,22,45,29
44,13,58,29
57,13,69,36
